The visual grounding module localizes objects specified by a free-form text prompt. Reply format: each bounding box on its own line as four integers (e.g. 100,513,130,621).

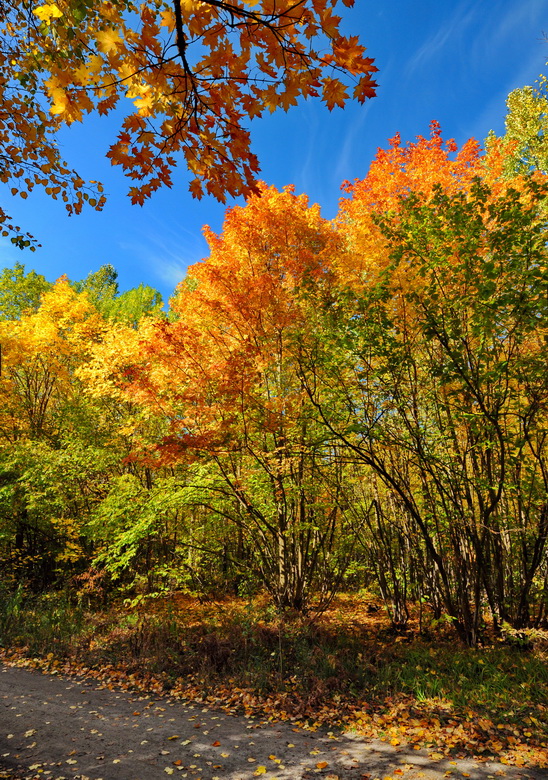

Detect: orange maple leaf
322,77,348,110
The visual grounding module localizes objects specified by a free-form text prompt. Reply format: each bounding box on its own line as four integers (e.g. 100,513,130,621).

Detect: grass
1,591,547,766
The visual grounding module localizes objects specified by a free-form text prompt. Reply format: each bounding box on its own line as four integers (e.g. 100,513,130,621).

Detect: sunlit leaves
0,0,377,231
33,3,63,23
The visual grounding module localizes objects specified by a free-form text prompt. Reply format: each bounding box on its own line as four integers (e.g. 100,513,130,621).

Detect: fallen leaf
254,767,267,776
317,761,329,769
212,741,221,747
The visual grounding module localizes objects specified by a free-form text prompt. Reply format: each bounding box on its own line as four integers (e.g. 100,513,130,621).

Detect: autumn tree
300,127,548,643
489,68,548,175
0,0,376,243
0,262,50,319
82,185,362,609
0,278,118,588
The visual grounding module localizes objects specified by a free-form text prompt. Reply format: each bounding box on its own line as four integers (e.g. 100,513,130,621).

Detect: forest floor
0,594,547,779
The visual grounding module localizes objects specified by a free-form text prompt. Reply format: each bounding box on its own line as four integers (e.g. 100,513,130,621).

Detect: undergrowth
1,591,547,766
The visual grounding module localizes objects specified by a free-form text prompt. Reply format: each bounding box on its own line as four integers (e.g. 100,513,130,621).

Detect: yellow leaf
49,86,68,115
95,29,121,54
134,93,154,112
33,3,63,22
254,768,267,776
160,9,175,30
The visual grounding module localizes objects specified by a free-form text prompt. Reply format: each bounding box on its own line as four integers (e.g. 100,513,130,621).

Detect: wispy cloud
469,48,546,141
332,102,374,188
406,2,477,76
466,0,547,139
118,212,209,296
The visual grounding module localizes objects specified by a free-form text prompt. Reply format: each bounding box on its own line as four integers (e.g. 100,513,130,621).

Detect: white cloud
118,213,209,294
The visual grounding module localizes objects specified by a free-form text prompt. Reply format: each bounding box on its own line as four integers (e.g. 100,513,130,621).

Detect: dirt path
0,664,544,780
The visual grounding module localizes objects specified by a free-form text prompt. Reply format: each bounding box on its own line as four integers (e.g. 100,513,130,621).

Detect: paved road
0,664,544,780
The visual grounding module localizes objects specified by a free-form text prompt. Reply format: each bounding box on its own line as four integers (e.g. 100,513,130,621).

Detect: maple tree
83,185,362,609
0,278,106,442
0,0,377,244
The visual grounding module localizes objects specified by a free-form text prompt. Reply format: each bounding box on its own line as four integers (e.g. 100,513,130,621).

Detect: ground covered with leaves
1,594,547,772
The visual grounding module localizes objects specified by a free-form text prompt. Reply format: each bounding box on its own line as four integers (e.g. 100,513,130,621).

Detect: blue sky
1,0,546,302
